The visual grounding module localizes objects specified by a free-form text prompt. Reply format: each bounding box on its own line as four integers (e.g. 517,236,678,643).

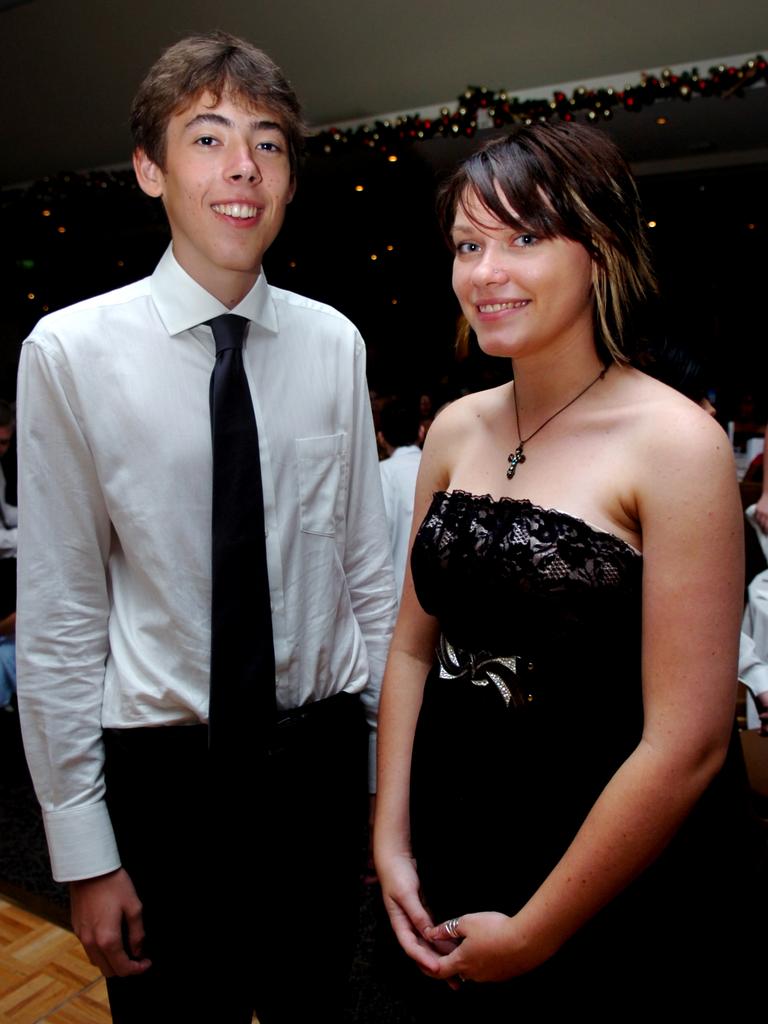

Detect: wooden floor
0,899,109,1023
0,898,263,1023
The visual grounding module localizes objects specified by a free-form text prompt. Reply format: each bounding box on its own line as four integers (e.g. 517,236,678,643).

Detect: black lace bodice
411,490,642,668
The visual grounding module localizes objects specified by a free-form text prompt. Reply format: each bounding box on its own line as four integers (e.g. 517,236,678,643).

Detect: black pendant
506,445,526,479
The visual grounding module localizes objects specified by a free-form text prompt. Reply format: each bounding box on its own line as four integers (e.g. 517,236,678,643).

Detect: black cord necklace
506,365,609,479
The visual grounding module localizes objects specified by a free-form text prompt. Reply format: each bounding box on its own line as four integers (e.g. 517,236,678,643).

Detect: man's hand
70,867,151,978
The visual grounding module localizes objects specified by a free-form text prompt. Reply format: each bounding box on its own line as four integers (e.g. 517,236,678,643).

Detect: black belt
104,691,361,747
274,689,359,729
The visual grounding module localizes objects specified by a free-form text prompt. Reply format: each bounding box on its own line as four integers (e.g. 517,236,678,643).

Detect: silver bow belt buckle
436,634,534,710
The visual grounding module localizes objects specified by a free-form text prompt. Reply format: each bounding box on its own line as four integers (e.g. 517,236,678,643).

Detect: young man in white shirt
17,32,396,1023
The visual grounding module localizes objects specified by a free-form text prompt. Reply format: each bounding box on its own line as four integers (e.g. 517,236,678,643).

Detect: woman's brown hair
437,121,657,364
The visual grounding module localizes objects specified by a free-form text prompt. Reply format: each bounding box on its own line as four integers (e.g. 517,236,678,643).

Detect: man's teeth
212,203,259,218
478,300,530,313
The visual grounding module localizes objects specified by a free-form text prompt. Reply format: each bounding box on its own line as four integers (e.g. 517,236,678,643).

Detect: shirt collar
150,245,279,336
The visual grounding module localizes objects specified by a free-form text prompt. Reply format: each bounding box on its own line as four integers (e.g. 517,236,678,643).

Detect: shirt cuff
43,800,121,882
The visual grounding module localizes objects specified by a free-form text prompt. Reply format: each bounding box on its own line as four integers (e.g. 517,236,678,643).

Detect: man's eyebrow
184,112,233,130
251,119,284,134
183,113,285,134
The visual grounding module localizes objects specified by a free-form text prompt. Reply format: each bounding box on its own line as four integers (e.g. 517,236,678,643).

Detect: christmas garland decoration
5,54,766,207
307,55,767,157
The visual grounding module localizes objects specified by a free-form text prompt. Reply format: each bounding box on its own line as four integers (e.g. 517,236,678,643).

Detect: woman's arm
374,408,457,973
428,403,744,982
374,584,441,971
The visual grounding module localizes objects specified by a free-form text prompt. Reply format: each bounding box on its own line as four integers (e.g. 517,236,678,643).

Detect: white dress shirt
379,445,422,601
17,247,397,881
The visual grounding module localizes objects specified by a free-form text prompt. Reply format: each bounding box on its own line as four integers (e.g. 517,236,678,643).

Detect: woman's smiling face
450,188,595,363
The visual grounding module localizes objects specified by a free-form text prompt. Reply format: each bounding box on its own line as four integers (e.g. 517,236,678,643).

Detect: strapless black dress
405,490,763,1017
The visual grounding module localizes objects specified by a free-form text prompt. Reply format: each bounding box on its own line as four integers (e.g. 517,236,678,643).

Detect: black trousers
103,693,368,1024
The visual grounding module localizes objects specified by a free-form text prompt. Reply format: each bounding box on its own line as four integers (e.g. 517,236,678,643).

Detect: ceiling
2,0,767,185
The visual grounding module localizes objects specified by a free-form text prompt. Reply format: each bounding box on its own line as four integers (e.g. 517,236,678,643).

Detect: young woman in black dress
375,122,760,1018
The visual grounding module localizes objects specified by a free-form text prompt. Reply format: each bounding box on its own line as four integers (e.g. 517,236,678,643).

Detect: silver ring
444,917,461,940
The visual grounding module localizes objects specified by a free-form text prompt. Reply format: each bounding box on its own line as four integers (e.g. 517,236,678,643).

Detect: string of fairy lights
307,55,767,156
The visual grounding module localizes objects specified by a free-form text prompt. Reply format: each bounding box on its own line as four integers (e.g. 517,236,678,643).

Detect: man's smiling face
134,91,295,306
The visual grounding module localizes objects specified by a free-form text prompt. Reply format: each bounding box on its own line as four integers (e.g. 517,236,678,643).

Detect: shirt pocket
296,433,347,536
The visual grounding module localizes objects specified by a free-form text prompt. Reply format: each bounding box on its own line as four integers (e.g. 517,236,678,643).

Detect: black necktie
207,314,276,753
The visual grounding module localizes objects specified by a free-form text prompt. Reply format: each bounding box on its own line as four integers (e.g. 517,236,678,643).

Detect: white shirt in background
379,444,422,602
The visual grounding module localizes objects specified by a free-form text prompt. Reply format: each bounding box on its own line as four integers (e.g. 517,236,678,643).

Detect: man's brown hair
130,31,305,175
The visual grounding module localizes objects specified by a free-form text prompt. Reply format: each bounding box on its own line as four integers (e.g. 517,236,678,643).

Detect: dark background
2,130,766,421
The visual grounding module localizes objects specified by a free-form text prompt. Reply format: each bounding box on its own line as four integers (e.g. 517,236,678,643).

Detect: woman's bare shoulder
612,367,731,462
429,383,512,434
608,368,738,533
418,385,512,488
